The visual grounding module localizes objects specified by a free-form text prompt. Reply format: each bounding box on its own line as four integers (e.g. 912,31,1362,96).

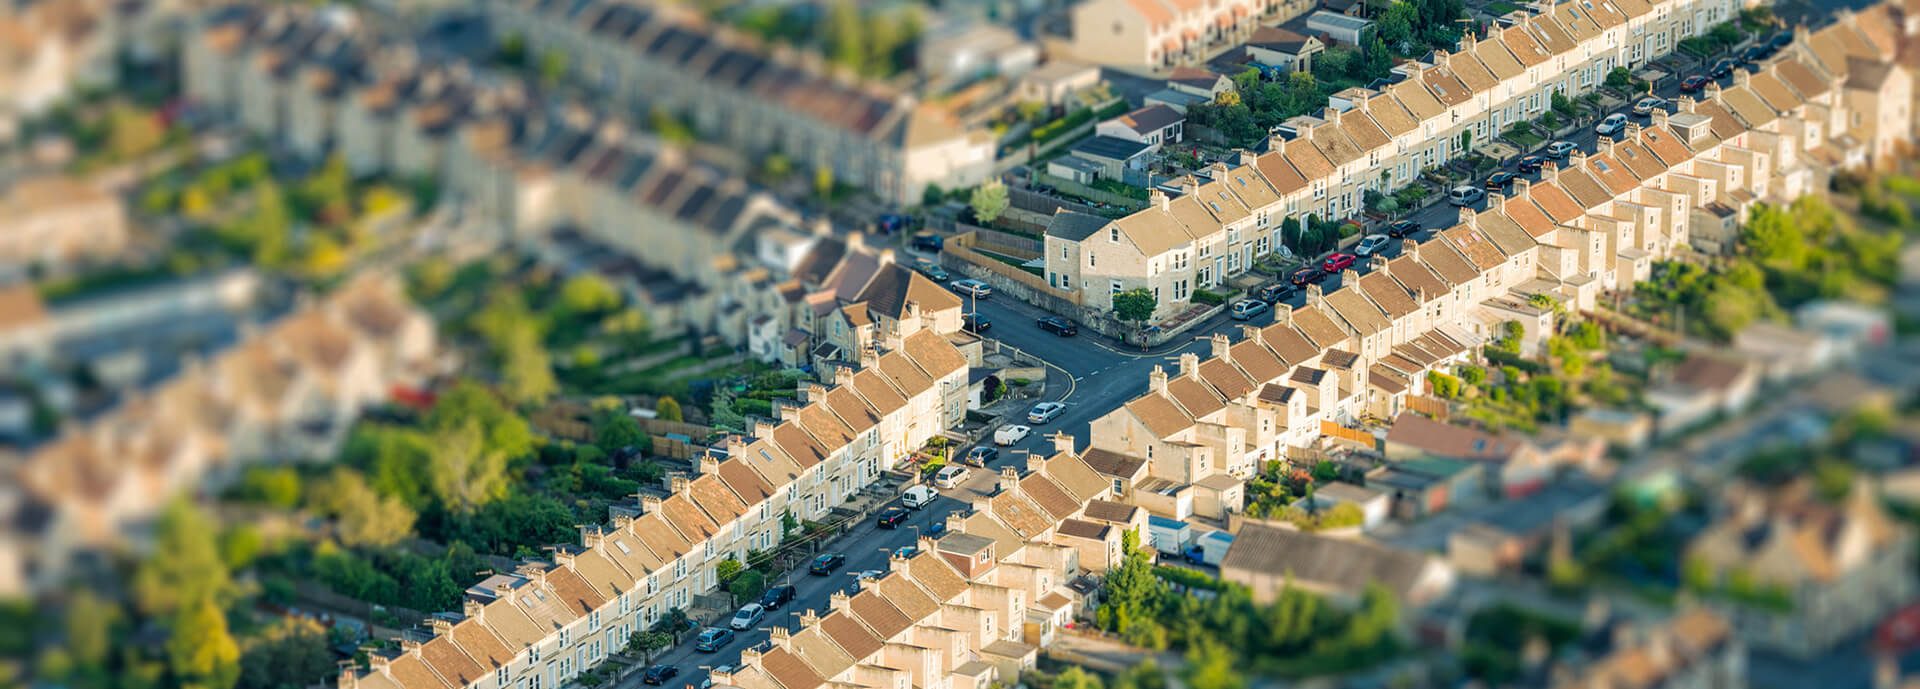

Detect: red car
1322,253,1355,272
1679,75,1711,92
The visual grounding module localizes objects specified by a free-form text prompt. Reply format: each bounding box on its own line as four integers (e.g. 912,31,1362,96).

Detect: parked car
1680,74,1711,92
893,545,919,558
645,666,681,685
962,446,999,466
1631,97,1665,117
1742,44,1770,63
1769,32,1792,49
1230,299,1271,321
1516,155,1547,173
760,585,796,610
913,257,949,281
950,279,992,299
1321,253,1355,272
695,627,735,652
809,553,846,574
730,603,766,630
1485,171,1517,190
854,570,883,582
1386,220,1421,238
911,233,944,252
876,213,909,234
1545,140,1578,158
1710,58,1736,77
934,465,968,489
1594,113,1629,136
1037,316,1078,336
995,424,1032,445
1257,283,1296,302
1028,401,1066,424
1354,234,1390,257
928,521,948,538
902,485,936,509
700,665,736,689
961,312,991,333
1449,185,1486,207
877,507,910,528
1290,266,1327,285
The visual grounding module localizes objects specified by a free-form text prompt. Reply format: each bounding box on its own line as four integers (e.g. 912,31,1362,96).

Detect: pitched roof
1357,271,1417,319
991,490,1055,536
1586,153,1642,193
1197,357,1257,400
850,369,908,416
875,350,934,396
1438,226,1505,271
1324,286,1391,335
1529,181,1585,223
1114,104,1185,134
1220,522,1441,602
688,474,749,523
1040,451,1109,502
1638,126,1694,165
1259,321,1320,364
1057,519,1111,540
1112,207,1195,258
873,572,942,620
1083,499,1141,523
1386,411,1526,462
1774,58,1830,99
1385,254,1447,301
1248,25,1317,52
544,565,608,616
787,628,857,679
1047,210,1110,241
847,590,914,639
419,636,487,687
761,647,826,689
855,264,963,319
1019,472,1081,522
1125,393,1194,437
1081,448,1148,478
819,611,884,658
1228,338,1288,383
1254,149,1309,195
1166,375,1228,418
1290,305,1351,348
904,552,969,600
1361,91,1419,136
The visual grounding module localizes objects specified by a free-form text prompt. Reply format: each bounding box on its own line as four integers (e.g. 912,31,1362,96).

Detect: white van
902,485,937,509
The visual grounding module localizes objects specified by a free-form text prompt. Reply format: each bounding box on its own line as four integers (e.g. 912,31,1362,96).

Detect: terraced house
1059,4,1912,318
1076,9,1920,523
479,0,994,206
1045,0,1773,315
183,5,836,342
337,427,1129,689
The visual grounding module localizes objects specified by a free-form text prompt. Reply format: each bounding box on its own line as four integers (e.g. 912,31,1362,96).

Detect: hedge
1153,565,1226,591
1192,289,1227,306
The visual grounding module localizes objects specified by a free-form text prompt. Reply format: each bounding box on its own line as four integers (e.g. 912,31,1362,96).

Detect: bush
1153,565,1225,591
1191,289,1227,306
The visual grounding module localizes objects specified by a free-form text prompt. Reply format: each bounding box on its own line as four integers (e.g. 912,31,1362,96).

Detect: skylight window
616,540,633,554
1595,160,1612,171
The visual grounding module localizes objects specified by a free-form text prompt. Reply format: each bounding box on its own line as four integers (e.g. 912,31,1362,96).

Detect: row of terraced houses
334,425,1156,689
1066,4,1918,524
1045,0,1920,320
479,0,996,206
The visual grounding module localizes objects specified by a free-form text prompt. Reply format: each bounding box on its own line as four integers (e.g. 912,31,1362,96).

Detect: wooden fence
1319,420,1377,448
1406,395,1451,419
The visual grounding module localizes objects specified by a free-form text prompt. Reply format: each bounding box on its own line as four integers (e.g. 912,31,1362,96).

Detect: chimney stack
725,433,749,458
1026,452,1045,474
1513,177,1531,199
640,493,664,514
1206,161,1229,180
1596,135,1615,157
1541,160,1559,184
1651,108,1669,131
1267,130,1288,154
1239,324,1263,343
1178,176,1199,197
1367,254,1387,272
1051,432,1075,456
1210,333,1231,360
1402,239,1420,262
1274,303,1293,325
999,465,1020,493
828,591,852,614
834,364,856,388
1150,188,1170,211
1305,282,1324,309
1235,149,1258,166
1178,352,1200,378
1149,365,1169,393
1340,268,1358,287
669,475,691,495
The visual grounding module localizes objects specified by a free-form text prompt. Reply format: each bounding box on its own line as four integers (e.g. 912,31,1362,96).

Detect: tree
428,420,511,513
1377,1,1418,51
237,617,334,689
1055,666,1105,689
315,468,417,548
134,500,231,617
560,274,621,315
657,397,684,422
824,0,865,73
727,570,767,601
166,596,241,689
539,49,567,85
106,105,165,161
1281,216,1302,253
1605,66,1634,90
1459,129,1474,154
428,382,535,460
65,590,119,674
969,180,1010,223
922,184,944,207
233,465,302,508
596,413,645,455
814,166,836,201
1182,639,1245,689
1113,289,1157,324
